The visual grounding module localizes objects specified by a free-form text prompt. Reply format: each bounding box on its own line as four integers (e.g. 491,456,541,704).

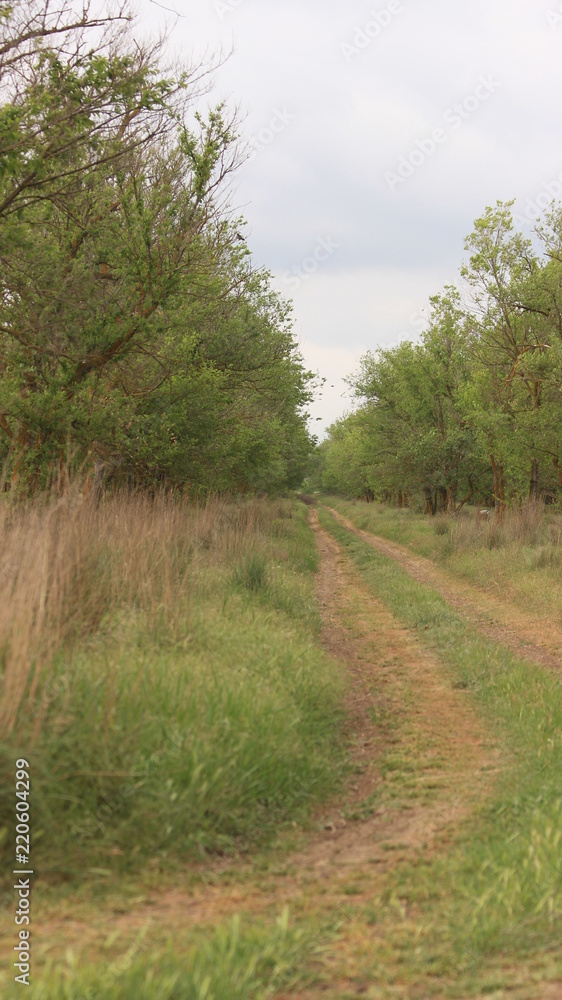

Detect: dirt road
27,510,560,999
326,506,562,674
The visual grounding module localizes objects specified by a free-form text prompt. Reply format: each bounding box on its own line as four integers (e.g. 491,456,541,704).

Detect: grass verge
0,495,347,880
3,909,316,1000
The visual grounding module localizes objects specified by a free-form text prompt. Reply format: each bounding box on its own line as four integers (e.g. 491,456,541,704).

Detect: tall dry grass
436,502,562,553
0,491,285,736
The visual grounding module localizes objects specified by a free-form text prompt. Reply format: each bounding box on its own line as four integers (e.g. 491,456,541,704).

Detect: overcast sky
140,0,562,434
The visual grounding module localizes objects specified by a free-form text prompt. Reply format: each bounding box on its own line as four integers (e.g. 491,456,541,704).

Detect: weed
233,552,269,593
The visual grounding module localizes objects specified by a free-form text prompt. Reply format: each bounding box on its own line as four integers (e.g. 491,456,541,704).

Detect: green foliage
319,202,562,512
0,3,314,494
4,911,312,1000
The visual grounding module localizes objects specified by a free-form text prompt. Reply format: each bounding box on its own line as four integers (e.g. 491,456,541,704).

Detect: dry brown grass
437,502,561,552
0,490,284,736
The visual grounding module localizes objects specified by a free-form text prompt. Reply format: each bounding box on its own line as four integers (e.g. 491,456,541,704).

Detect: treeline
317,202,562,513
0,2,314,495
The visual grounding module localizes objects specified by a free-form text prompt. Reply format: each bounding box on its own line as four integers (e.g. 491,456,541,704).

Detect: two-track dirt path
288,511,499,881
32,510,504,999
326,506,562,674
26,510,561,999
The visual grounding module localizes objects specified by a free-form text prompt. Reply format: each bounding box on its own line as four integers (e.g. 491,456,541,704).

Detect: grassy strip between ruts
318,505,562,997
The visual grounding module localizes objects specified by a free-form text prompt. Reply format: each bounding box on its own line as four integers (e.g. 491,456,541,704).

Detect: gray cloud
140,0,562,431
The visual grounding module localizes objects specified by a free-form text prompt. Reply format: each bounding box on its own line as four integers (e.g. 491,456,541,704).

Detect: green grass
3,494,560,998
0,499,347,879
326,498,437,555
4,910,315,1000
318,506,562,994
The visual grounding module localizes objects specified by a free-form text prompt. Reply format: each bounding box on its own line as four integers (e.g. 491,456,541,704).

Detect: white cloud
298,342,359,436
276,265,445,434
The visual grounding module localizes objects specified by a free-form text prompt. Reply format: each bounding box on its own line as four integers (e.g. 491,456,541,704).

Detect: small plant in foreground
233,552,269,593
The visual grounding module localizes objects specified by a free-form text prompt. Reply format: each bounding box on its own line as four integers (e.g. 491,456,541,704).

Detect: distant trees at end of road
316,201,562,514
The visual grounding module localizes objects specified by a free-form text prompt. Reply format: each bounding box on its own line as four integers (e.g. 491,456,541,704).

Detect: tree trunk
498,462,505,519
455,486,474,511
529,459,539,505
490,453,505,520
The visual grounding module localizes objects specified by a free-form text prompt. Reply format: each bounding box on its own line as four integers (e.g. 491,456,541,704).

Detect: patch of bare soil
327,507,562,674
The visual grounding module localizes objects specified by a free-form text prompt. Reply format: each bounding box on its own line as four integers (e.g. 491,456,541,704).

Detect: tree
318,202,562,512
0,3,315,493
343,289,482,511
463,202,562,507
